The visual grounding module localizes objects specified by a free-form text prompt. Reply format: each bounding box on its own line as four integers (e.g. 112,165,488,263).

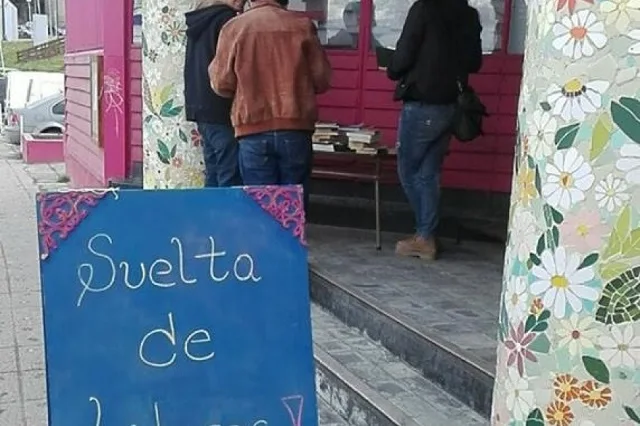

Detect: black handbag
451,81,488,142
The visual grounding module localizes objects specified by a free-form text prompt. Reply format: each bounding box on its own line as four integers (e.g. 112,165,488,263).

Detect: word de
76,234,262,307
90,396,269,426
139,312,215,368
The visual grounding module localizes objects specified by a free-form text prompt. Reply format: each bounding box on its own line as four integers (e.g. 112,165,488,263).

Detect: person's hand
378,66,386,71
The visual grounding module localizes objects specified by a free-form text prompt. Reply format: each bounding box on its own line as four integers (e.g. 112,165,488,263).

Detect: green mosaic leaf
530,253,541,266
596,266,640,325
170,144,177,158
555,123,580,149
622,229,640,259
532,321,548,332
582,356,610,384
601,261,630,281
157,140,171,165
539,102,552,112
529,333,551,353
142,77,157,116
603,205,631,260
527,155,535,169
538,310,551,322
590,113,613,160
612,97,640,144
536,234,546,256
579,253,599,269
526,408,544,426
535,165,542,194
179,130,188,143
624,406,640,424
525,314,537,332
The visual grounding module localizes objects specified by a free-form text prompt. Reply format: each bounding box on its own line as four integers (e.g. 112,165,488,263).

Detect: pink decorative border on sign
37,190,117,260
242,186,306,245
282,395,304,426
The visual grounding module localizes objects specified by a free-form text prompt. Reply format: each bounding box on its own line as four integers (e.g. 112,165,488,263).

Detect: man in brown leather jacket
210,0,331,209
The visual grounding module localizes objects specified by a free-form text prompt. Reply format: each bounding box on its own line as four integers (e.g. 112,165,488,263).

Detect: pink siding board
65,0,104,52
64,55,105,187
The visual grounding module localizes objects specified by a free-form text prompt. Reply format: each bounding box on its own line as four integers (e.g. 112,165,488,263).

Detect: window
52,101,65,116
133,0,142,44
507,0,527,54
288,0,363,49
90,55,103,145
371,0,505,52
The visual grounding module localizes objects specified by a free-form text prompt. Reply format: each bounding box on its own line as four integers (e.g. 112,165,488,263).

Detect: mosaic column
492,0,640,424
142,0,205,189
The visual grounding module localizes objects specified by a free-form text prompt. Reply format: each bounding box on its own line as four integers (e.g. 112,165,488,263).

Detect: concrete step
312,305,488,426
310,268,494,419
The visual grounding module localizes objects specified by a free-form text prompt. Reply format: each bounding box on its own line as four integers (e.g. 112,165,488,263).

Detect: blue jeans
197,123,241,187
238,130,313,209
397,102,456,239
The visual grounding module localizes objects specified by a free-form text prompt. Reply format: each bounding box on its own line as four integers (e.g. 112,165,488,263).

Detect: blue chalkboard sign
36,186,316,426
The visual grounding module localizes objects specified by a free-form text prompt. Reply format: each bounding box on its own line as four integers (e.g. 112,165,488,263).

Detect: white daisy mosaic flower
527,111,557,159
598,325,640,368
531,247,599,319
594,174,630,212
505,367,535,421
505,276,529,324
510,208,539,262
542,148,595,211
600,0,640,32
546,79,610,121
616,144,640,185
552,10,608,60
555,313,599,357
630,29,640,54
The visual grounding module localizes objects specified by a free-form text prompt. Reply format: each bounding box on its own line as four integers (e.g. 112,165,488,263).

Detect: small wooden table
312,149,388,250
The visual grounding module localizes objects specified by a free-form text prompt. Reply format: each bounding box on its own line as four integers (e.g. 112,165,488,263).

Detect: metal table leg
375,157,381,250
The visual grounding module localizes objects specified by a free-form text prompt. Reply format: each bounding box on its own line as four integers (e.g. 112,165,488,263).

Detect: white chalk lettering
233,254,262,283
76,235,263,305
119,261,146,289
89,397,163,426
171,237,197,284
77,234,116,307
149,259,176,288
139,312,214,368
139,312,177,368
184,329,215,362
194,236,229,282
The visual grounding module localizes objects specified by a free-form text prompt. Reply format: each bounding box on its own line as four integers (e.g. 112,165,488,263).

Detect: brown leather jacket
209,0,332,137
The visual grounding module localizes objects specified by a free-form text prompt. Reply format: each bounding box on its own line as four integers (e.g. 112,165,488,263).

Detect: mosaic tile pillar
492,0,640,424
142,0,205,189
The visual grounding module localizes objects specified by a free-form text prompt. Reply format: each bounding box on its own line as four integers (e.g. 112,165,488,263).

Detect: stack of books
312,122,341,152
342,127,381,154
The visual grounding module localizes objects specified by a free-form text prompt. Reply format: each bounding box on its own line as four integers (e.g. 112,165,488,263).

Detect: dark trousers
197,123,241,187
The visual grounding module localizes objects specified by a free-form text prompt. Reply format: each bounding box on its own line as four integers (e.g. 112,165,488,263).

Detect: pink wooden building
64,0,523,194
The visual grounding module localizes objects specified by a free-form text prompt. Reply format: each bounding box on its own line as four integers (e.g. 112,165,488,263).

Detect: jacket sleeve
305,21,332,94
386,2,425,81
210,25,237,99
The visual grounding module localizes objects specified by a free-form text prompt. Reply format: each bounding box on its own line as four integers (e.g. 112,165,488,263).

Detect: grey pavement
0,141,349,425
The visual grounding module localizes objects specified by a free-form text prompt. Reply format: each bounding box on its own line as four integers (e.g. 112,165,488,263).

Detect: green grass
0,40,64,72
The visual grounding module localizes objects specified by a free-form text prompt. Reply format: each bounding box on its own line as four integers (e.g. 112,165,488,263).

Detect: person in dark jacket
386,0,474,260
184,0,245,187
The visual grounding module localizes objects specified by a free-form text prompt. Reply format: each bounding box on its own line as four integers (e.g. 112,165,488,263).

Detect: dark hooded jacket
184,4,237,125
387,0,474,104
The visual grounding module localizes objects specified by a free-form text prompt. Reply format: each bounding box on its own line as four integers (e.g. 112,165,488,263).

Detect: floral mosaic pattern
142,0,205,189
494,0,640,423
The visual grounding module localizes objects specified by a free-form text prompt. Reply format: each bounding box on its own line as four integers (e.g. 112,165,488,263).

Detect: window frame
90,55,104,147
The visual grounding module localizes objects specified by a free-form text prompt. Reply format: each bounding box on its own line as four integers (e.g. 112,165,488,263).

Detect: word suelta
76,233,262,307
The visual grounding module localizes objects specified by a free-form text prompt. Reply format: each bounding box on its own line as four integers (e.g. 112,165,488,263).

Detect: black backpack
443,3,487,142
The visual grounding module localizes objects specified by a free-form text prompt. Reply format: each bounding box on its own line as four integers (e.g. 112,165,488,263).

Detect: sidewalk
0,141,65,426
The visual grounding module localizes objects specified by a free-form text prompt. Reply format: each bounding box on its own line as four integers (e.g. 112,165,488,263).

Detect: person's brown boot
395,235,437,260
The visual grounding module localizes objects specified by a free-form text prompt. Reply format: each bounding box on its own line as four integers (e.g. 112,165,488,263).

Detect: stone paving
312,305,488,425
308,224,504,374
0,141,349,425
